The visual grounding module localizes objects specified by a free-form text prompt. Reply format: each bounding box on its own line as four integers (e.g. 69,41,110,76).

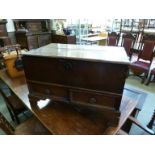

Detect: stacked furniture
129,36,155,83
14,19,51,50
0,19,12,46
51,34,76,44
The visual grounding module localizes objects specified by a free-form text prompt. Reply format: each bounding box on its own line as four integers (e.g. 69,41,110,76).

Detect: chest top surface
23,43,130,64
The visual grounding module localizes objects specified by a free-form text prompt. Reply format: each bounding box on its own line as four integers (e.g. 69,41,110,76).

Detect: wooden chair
146,68,155,85
138,34,155,51
121,33,135,60
147,110,155,130
107,32,119,46
117,116,155,135
129,40,155,83
0,79,28,124
0,112,50,135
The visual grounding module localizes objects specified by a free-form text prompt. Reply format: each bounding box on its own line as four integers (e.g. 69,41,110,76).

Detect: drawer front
28,83,68,101
27,35,38,50
70,89,122,109
38,34,51,47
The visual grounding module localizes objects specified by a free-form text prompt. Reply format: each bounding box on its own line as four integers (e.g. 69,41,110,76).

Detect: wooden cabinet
51,34,76,44
15,31,51,50
14,20,51,50
0,20,8,37
38,33,51,47
22,43,130,127
26,34,38,50
0,20,12,46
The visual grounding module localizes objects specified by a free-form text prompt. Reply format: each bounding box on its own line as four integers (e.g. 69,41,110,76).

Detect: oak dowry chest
22,43,130,126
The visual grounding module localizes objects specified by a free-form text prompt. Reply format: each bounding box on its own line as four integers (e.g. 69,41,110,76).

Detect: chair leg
14,114,20,124
141,75,146,84
147,110,155,129
7,106,20,124
146,73,153,85
7,106,15,121
141,73,148,84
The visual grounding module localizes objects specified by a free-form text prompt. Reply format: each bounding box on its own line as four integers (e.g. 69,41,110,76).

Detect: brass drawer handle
89,97,97,104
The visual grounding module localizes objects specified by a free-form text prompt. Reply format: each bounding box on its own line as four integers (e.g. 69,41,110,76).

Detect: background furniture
81,36,107,45
0,20,12,47
14,19,51,50
147,110,155,129
107,32,119,46
146,68,155,85
0,20,8,37
118,115,154,135
121,33,135,60
51,34,76,44
129,40,155,83
98,32,108,45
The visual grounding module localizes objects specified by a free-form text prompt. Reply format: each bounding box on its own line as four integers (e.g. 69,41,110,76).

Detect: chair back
107,32,119,46
138,40,155,61
139,34,155,50
122,38,133,57
142,34,155,42
0,112,14,134
121,33,135,57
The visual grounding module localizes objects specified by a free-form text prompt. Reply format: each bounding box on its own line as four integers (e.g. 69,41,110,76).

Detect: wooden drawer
28,82,68,102
38,34,51,47
70,89,122,109
27,35,38,50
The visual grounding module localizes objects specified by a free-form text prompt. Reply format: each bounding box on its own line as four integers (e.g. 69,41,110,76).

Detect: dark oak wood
0,112,50,135
0,20,12,46
22,44,129,126
0,20,8,37
14,20,51,50
0,69,146,134
15,31,51,50
13,19,50,33
51,34,76,44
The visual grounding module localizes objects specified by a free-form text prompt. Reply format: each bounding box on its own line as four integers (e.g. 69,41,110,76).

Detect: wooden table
0,70,146,134
81,36,107,45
